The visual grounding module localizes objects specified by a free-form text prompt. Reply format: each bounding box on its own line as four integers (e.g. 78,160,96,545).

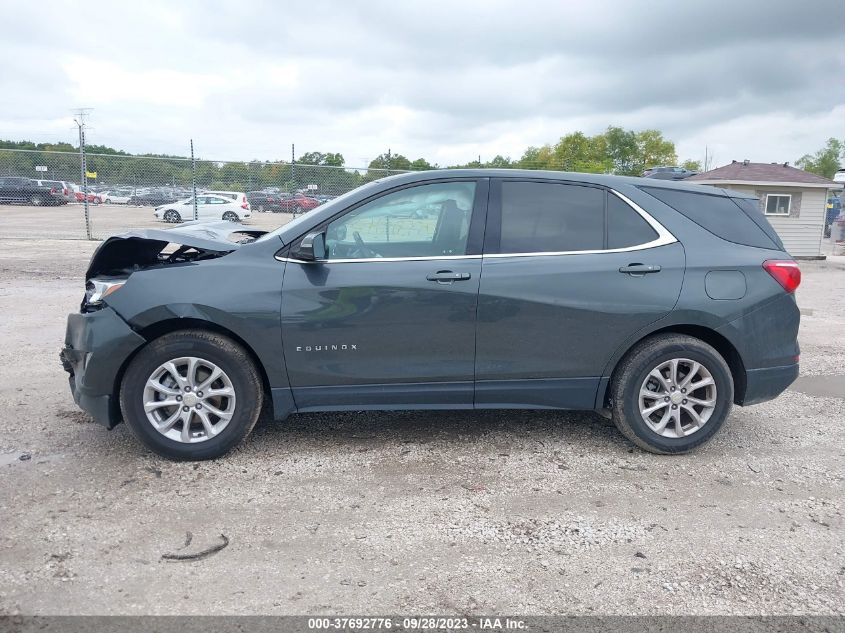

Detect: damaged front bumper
61,306,147,428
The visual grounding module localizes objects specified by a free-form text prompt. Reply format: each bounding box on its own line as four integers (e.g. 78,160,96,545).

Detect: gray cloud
2,0,843,167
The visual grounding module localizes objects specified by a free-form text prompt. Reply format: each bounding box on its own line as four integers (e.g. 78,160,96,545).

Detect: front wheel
30,195,44,206
105,198,112,204
120,330,264,460
610,334,733,454
163,209,181,223
222,211,239,222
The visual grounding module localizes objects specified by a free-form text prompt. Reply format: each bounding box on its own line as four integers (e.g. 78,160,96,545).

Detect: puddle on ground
788,375,845,399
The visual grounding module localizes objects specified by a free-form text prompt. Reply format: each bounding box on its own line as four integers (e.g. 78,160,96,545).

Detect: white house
687,161,838,257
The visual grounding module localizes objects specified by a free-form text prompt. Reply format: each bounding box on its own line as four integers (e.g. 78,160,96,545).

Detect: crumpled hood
86,220,267,279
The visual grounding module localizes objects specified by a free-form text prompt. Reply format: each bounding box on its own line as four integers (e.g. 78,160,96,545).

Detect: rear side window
500,182,604,252
640,187,779,250
731,197,785,250
607,194,658,248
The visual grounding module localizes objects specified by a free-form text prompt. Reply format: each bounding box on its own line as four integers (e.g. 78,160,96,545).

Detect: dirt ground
0,237,843,616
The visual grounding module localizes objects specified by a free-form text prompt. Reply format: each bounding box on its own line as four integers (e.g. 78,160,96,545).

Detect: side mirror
293,231,326,261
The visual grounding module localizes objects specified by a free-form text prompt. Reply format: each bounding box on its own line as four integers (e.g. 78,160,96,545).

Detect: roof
686,161,837,187
372,168,739,195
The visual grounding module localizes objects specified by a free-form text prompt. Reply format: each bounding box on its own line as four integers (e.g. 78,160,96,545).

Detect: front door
281,179,488,411
475,179,685,409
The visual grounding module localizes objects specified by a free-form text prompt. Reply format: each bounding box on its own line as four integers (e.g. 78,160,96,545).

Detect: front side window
499,181,604,253
765,194,791,216
324,181,476,260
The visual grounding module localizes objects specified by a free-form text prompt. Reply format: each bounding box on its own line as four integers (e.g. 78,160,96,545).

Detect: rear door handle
619,264,661,275
426,270,472,283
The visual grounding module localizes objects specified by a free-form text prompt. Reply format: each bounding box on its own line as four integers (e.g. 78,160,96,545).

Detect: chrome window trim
277,254,482,264
278,188,677,264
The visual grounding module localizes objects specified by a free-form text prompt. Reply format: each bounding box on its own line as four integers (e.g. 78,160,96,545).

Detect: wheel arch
598,324,747,408
113,317,273,419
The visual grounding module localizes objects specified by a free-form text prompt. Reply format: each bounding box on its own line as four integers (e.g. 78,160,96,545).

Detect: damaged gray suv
62,170,801,460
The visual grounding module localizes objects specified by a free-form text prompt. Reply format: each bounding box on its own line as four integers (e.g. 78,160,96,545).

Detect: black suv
62,170,800,460
0,177,65,206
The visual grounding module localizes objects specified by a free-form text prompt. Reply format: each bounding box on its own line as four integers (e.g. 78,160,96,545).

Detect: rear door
280,178,488,410
475,178,685,409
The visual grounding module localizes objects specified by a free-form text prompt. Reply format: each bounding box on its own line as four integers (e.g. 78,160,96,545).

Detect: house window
765,194,791,216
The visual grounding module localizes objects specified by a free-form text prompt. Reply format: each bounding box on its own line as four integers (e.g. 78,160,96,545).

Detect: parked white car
154,194,252,223
101,189,134,204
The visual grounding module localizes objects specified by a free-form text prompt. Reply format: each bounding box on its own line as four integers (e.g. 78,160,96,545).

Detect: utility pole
291,143,295,189
386,148,391,175
73,108,93,240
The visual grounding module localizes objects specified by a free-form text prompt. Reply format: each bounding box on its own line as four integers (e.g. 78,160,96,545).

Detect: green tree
796,138,844,179
635,129,677,175
409,157,435,170
601,126,639,175
680,159,702,172
363,153,412,181
297,151,345,167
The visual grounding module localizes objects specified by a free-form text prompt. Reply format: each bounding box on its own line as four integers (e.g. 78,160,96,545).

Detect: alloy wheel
638,358,717,438
142,357,236,443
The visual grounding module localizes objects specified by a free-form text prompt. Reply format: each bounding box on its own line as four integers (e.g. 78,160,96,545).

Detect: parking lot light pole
74,110,93,240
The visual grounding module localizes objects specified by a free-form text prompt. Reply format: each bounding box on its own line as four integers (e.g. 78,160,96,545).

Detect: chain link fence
0,147,400,240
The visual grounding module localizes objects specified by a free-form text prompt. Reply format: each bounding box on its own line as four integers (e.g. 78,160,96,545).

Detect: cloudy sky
2,0,843,168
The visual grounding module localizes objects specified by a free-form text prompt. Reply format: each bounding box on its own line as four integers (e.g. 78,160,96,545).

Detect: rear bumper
739,363,799,406
61,307,147,427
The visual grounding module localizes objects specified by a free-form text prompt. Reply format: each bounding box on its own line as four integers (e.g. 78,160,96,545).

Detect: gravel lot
0,235,843,616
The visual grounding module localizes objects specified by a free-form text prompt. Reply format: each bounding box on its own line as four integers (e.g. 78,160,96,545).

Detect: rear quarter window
640,187,779,250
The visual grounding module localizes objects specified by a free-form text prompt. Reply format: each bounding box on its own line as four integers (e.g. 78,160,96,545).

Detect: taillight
63,188,68,195
241,196,248,210
763,260,801,293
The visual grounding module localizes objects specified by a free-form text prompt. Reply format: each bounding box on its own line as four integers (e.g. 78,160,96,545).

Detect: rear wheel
257,204,265,213
610,334,733,454
222,211,239,221
294,205,303,215
163,209,181,223
120,330,264,460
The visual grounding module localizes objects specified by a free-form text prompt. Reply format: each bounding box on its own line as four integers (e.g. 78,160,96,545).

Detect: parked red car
74,191,102,204
278,193,320,215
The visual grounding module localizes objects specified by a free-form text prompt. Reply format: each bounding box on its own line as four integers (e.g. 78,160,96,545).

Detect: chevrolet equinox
61,170,801,460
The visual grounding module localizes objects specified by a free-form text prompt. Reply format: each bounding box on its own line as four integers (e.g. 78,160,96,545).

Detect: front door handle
619,263,661,275
426,270,472,283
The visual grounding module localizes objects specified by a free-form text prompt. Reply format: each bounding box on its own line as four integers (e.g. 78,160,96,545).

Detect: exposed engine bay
82,221,269,311
85,221,268,278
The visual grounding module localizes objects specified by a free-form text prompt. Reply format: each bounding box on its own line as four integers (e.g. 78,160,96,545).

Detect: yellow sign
85,171,97,179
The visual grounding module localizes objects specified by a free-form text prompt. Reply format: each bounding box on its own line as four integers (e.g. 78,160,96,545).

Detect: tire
294,205,303,215
222,211,239,222
163,209,181,223
257,204,265,213
610,334,733,455
119,330,264,460
105,198,111,204
30,195,44,206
